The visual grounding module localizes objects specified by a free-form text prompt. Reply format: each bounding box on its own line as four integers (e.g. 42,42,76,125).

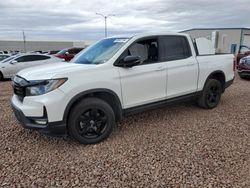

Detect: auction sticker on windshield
113,39,129,43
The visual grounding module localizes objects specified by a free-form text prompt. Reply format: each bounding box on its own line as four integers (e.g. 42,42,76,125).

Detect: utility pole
22,30,26,53
96,13,115,38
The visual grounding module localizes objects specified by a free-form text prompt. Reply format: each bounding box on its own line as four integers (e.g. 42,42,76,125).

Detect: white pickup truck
11,33,234,144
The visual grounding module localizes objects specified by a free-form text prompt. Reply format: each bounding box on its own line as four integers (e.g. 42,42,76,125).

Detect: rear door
158,35,199,98
25,54,53,68
28,55,52,66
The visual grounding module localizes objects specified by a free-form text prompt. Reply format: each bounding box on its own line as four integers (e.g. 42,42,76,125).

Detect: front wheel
238,72,249,79
238,72,244,79
197,79,222,109
68,98,115,144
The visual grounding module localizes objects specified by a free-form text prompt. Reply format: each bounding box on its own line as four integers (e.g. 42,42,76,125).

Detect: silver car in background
0,54,11,61
0,54,62,80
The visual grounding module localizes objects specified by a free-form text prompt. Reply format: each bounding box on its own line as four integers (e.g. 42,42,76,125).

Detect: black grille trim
13,83,25,101
12,76,29,102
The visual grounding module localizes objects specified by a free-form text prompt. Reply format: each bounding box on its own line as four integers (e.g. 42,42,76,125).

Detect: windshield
239,46,250,54
72,38,129,65
0,55,9,61
0,55,17,63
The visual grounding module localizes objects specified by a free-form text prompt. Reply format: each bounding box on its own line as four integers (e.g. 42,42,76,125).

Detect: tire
0,72,3,81
238,72,250,80
197,79,222,109
238,72,244,79
68,97,115,144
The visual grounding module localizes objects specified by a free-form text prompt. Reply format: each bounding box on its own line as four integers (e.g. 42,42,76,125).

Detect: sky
0,0,249,42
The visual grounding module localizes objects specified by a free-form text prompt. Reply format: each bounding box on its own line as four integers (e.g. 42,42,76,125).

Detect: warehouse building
182,28,250,54
0,40,88,53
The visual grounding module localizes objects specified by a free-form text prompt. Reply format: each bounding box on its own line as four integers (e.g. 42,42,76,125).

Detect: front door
118,37,167,109
5,56,31,77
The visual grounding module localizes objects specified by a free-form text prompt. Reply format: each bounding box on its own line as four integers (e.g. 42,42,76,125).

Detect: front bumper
11,100,66,136
238,70,250,77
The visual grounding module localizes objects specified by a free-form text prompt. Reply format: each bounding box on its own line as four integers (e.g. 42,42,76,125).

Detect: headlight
239,58,246,65
25,78,67,96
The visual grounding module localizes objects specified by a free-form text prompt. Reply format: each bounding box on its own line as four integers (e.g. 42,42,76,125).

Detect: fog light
34,120,47,125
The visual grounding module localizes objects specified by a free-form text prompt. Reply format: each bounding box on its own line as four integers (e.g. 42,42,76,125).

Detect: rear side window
159,36,192,61
74,48,83,53
68,48,82,54
16,55,50,62
33,55,51,61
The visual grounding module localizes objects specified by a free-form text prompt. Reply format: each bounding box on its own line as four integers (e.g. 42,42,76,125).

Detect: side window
75,48,83,53
16,55,50,62
159,36,192,61
32,55,50,61
15,56,27,62
127,38,159,65
68,49,75,54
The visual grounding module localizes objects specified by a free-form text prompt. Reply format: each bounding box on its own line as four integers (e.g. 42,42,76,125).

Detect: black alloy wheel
77,108,108,139
68,98,115,144
206,85,220,106
197,79,222,109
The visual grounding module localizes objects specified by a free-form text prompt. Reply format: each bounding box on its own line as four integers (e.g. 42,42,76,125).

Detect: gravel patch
0,75,250,187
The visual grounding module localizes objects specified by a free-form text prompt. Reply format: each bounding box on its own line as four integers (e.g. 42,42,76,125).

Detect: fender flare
203,70,226,91
63,88,123,123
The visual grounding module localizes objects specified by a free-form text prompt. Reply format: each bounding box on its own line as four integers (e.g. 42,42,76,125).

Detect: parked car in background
11,33,234,144
54,47,84,61
0,54,62,80
0,54,11,61
238,55,250,79
234,45,250,66
0,51,9,55
48,50,60,55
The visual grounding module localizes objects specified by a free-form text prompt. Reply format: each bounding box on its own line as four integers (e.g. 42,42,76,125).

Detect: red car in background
234,45,250,66
238,55,250,79
55,47,84,61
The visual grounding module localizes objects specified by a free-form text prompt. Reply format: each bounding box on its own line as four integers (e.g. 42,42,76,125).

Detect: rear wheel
68,98,115,144
197,79,222,109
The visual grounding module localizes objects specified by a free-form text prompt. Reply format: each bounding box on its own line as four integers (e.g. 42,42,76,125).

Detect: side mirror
121,55,141,68
65,51,69,56
10,60,18,64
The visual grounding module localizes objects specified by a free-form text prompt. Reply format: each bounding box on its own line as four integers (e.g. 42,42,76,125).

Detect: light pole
96,13,115,38
22,30,26,53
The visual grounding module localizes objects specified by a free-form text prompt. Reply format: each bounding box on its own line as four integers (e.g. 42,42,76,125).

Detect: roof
181,28,250,33
109,32,189,39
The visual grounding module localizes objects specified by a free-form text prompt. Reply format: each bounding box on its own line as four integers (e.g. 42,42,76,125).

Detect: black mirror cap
121,55,141,68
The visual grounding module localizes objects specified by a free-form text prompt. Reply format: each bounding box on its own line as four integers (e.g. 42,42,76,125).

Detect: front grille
13,81,26,102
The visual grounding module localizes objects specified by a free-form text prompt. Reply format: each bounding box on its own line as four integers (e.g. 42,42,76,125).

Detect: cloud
0,0,249,41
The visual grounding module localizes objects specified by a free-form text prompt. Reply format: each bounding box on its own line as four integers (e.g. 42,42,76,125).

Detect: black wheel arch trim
0,71,4,80
63,88,123,124
203,70,226,91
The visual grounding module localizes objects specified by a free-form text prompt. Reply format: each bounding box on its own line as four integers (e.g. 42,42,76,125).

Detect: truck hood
17,62,95,80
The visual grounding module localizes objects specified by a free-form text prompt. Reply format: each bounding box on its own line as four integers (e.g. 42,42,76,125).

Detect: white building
181,28,250,54
0,40,88,53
